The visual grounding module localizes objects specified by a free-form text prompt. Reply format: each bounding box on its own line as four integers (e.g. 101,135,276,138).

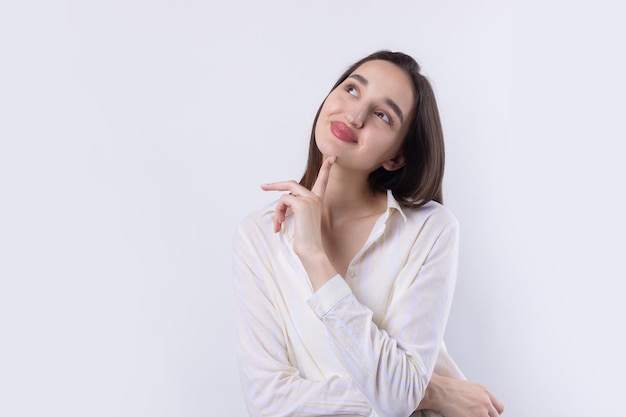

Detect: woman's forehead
348,60,415,112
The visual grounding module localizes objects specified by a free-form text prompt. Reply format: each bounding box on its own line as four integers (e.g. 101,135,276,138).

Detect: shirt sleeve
306,219,460,417
232,222,376,417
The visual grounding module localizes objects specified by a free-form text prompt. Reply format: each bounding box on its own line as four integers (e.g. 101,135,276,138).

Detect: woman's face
315,59,415,173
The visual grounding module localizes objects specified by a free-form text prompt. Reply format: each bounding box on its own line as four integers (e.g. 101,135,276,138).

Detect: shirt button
350,271,356,279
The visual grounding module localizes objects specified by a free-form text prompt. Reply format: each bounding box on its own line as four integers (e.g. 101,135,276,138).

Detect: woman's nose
346,108,365,128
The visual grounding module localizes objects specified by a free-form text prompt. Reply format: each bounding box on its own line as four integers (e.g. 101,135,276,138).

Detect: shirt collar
385,189,408,224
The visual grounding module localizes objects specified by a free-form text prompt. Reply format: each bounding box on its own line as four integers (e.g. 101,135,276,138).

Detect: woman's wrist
417,373,445,411
300,251,337,291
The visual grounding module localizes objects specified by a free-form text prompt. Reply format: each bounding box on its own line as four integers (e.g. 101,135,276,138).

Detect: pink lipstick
330,121,357,143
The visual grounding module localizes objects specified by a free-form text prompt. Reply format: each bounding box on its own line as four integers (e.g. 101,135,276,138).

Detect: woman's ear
382,154,406,171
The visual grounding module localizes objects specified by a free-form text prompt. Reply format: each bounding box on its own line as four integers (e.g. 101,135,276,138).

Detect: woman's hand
260,156,337,290
419,374,504,417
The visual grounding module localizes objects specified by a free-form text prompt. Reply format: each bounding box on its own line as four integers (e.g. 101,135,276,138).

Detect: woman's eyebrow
349,73,369,86
348,74,405,124
384,98,404,124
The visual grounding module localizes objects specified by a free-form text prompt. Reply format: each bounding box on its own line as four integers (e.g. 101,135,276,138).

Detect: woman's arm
232,224,374,417
303,219,460,417
235,215,502,417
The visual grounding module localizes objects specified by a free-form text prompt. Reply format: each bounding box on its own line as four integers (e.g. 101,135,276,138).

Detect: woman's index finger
311,156,335,197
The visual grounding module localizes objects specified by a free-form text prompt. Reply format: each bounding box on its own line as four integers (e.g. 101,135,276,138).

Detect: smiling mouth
330,121,357,143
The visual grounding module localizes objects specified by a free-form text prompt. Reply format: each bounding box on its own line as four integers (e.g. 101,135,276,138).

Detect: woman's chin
315,137,346,158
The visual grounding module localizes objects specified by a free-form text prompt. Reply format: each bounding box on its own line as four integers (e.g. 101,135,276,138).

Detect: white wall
1,1,624,416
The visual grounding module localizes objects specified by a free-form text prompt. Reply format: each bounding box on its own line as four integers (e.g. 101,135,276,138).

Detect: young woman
233,51,503,417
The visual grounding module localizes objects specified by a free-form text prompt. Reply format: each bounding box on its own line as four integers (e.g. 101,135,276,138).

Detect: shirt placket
345,210,391,283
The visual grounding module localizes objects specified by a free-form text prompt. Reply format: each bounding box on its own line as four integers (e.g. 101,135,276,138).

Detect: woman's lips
330,121,357,143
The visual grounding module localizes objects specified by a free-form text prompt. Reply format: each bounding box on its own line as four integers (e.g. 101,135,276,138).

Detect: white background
1,1,625,416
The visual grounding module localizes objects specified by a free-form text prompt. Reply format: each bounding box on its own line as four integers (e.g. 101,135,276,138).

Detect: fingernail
329,156,336,164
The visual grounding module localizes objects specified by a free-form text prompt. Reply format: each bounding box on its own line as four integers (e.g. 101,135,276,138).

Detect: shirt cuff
306,275,352,318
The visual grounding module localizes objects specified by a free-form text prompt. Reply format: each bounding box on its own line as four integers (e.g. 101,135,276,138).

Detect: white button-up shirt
232,190,465,417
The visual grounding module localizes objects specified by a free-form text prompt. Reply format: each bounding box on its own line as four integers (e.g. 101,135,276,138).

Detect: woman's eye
376,112,391,125
346,85,358,96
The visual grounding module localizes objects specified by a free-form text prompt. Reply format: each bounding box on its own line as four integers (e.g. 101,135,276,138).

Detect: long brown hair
299,50,445,207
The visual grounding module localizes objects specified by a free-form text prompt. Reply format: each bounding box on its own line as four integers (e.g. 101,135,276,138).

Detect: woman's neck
321,167,387,229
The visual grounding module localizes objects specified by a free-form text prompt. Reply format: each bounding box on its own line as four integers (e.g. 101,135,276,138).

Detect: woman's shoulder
401,200,459,232
233,200,277,239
